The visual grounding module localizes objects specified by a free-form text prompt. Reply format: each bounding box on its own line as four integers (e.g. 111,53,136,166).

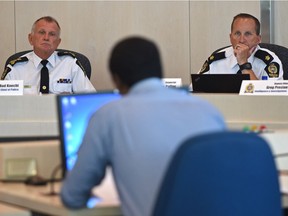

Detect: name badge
239,80,288,96
0,80,23,95
162,78,182,88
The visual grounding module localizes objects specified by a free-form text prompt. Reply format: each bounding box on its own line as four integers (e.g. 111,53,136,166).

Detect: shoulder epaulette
8,56,28,67
57,51,76,58
1,56,28,80
255,49,281,78
57,51,87,76
254,49,274,65
207,51,226,64
1,67,11,80
199,51,226,74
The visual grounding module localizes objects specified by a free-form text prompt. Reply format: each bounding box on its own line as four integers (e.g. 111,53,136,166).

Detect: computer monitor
56,91,121,178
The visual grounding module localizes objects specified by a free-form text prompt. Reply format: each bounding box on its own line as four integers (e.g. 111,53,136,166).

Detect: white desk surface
280,173,288,208
0,173,287,214
250,130,288,208
194,93,288,130
261,130,288,171
0,169,122,216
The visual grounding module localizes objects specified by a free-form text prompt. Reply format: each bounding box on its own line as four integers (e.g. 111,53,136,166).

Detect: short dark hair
109,36,163,88
231,13,261,35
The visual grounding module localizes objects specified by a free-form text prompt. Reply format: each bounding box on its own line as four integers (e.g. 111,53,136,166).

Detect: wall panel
274,1,288,47
2,1,287,90
0,1,15,73
12,1,190,89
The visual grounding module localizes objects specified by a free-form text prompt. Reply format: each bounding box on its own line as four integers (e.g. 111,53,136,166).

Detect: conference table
0,94,288,215
0,168,122,216
0,132,287,216
0,168,287,216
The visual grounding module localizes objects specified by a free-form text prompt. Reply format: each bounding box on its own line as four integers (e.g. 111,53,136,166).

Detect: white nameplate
0,80,23,95
239,80,288,96
162,78,182,88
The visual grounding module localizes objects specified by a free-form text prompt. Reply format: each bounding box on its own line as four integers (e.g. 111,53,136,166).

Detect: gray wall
0,1,287,90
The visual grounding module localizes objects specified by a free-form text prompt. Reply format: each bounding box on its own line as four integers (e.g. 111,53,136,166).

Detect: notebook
191,74,250,93
56,91,121,178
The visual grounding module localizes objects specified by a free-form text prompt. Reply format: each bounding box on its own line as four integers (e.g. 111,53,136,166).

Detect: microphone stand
42,164,62,196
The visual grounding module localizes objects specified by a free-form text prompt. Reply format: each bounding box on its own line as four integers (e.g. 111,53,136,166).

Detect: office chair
212,43,288,79
153,131,282,216
259,43,288,80
4,49,92,79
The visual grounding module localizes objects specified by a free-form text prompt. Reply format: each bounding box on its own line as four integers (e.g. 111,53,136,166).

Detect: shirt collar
128,78,164,95
32,51,57,68
225,47,238,69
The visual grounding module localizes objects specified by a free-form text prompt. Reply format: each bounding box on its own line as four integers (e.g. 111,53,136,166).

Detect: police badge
266,62,280,78
244,83,254,93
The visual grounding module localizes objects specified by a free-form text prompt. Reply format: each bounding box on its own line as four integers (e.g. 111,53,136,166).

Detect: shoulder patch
265,62,280,78
1,67,11,80
199,51,226,74
57,51,76,58
76,60,87,77
8,56,28,67
254,49,274,65
199,60,209,74
2,56,28,80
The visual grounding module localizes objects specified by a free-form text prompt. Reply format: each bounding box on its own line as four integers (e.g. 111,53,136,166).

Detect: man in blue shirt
60,36,226,216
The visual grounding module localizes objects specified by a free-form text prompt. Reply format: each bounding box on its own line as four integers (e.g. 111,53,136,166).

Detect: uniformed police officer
198,13,284,80
1,16,95,94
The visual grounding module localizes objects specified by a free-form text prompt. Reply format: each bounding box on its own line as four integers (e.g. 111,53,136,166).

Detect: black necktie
40,60,49,94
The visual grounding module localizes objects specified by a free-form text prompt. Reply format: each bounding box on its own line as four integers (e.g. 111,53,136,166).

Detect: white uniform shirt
201,45,284,80
4,51,95,94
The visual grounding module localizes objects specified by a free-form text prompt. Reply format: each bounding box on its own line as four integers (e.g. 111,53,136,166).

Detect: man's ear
258,35,262,43
57,38,62,47
28,33,33,45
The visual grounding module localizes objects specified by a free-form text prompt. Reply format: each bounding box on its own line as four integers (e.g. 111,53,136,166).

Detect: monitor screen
56,91,121,178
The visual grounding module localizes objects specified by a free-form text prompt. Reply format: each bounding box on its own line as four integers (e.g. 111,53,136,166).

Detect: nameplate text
162,78,182,88
240,80,288,96
0,80,23,95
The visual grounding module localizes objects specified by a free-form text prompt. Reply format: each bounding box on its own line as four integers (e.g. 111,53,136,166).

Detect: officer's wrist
238,62,252,71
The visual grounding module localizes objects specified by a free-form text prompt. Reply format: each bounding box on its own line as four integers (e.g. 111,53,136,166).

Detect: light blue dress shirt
61,78,226,216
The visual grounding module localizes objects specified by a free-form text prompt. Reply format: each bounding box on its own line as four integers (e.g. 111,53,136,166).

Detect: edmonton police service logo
267,63,279,77
245,83,254,93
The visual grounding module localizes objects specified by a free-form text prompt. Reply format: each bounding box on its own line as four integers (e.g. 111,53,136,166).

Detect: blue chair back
153,131,282,216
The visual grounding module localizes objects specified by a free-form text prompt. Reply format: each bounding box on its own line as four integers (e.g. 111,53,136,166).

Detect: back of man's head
109,36,163,88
